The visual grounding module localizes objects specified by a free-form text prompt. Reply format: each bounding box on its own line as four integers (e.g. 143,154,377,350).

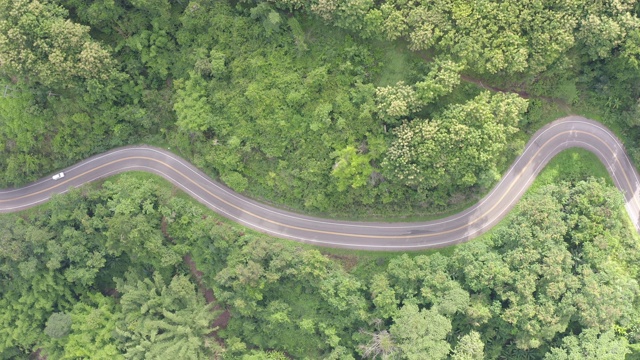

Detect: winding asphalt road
1,116,639,250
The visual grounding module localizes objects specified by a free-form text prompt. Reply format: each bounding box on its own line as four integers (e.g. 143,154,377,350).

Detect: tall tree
451,331,484,360
115,272,221,359
52,293,124,360
214,239,367,358
389,303,451,360
382,92,527,194
452,179,639,352
544,329,630,360
0,0,118,89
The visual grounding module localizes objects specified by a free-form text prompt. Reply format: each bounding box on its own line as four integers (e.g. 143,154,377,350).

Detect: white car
52,172,65,180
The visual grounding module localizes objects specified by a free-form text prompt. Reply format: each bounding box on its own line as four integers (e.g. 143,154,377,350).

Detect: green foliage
453,179,638,354
375,81,421,124
215,239,367,358
174,72,213,132
102,175,184,269
294,0,579,75
1,166,638,359
414,57,466,104
1,0,640,357
382,92,527,196
451,331,484,360
173,1,392,212
369,273,398,320
351,178,639,359
0,192,104,353
115,272,221,359
55,294,123,360
0,90,49,185
0,271,74,354
0,0,119,88
330,145,373,191
375,57,464,126
0,0,177,187
389,303,451,360
4,0,637,221
0,175,216,358
250,3,283,37
221,171,249,192
0,0,639,222
239,350,290,359
60,0,179,86
544,329,630,360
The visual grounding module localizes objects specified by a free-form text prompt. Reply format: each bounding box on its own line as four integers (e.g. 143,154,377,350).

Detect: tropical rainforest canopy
1,0,640,358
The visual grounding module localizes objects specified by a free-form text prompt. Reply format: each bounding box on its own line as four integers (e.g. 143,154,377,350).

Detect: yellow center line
2,129,636,240
579,131,640,211
0,160,131,202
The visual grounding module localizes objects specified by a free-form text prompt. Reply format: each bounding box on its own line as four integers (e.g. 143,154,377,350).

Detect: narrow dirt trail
161,219,230,335
183,254,231,333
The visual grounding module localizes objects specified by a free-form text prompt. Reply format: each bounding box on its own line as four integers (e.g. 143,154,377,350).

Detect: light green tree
0,0,118,88
331,145,373,191
383,92,527,192
42,293,124,359
544,329,630,360
115,272,221,359
389,303,451,360
414,57,465,104
369,274,398,319
451,331,484,360
375,81,421,124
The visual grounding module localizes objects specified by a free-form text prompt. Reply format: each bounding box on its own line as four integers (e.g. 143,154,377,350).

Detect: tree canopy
1,0,640,357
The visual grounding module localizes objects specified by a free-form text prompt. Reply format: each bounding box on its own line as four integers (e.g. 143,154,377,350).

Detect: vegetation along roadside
1,0,640,358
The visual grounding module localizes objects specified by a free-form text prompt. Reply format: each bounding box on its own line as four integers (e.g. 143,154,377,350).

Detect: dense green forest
1,0,639,216
1,152,639,359
2,0,640,358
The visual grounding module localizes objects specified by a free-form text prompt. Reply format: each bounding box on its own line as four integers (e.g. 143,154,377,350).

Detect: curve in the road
1,116,639,250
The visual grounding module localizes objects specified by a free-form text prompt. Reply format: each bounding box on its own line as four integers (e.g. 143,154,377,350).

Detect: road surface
1,116,638,250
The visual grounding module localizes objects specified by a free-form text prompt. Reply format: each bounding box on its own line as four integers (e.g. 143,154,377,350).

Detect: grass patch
531,148,612,190
374,42,419,87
